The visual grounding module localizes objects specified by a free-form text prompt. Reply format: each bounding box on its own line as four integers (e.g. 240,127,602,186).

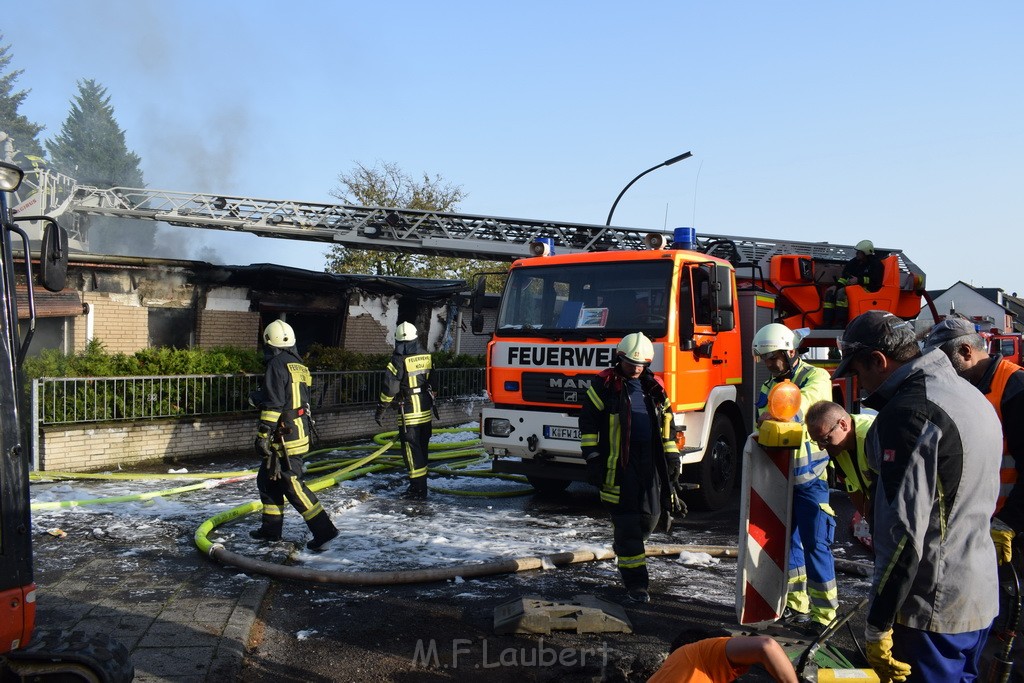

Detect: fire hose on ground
31,427,875,586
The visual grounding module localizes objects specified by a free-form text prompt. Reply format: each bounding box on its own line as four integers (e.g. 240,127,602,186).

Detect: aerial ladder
14,168,932,340
17,169,927,287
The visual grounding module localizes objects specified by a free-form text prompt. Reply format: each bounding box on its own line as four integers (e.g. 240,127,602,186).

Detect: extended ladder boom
19,169,923,276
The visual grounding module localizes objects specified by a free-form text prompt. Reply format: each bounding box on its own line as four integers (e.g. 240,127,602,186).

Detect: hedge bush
25,340,484,380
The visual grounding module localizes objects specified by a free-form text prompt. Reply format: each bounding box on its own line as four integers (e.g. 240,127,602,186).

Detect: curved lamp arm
605,151,692,226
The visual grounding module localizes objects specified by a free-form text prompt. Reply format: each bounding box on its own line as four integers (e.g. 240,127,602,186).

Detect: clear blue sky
7,2,1023,295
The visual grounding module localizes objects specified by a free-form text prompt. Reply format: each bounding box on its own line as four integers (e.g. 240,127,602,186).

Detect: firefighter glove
585,452,606,487
255,433,273,459
991,518,1015,565
668,455,682,484
669,487,688,518
267,453,282,481
864,625,911,683
659,509,674,535
374,403,387,427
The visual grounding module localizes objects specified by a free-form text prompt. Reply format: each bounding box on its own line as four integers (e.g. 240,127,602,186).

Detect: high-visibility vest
835,413,875,496
757,361,832,485
986,358,1021,513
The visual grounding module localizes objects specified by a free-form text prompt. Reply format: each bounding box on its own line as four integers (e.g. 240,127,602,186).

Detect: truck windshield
496,260,674,337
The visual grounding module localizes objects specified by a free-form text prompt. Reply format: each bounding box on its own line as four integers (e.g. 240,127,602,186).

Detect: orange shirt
648,637,748,683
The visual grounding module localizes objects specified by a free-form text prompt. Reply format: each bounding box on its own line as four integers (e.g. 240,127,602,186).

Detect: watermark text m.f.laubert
412,637,609,670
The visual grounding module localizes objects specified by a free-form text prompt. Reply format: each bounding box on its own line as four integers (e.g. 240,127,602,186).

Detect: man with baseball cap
834,310,1001,682
923,316,1024,564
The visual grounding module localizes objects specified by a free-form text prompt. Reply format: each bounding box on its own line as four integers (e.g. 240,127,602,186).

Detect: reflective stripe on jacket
379,339,434,426
579,367,679,506
835,413,875,496
757,359,833,485
259,350,312,457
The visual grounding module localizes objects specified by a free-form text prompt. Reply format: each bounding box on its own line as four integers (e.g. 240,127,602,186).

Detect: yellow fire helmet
855,239,874,255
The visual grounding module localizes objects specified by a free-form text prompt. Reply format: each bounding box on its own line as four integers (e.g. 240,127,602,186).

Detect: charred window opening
258,312,338,356
149,308,195,349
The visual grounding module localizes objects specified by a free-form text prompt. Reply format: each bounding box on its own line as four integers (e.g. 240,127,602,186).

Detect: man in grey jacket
833,310,1000,683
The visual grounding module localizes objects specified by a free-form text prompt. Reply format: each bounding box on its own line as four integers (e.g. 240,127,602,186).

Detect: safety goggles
814,418,843,447
837,340,881,357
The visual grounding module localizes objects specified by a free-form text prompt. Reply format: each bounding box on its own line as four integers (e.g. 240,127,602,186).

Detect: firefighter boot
305,512,339,551
249,512,283,542
249,527,282,542
401,476,428,500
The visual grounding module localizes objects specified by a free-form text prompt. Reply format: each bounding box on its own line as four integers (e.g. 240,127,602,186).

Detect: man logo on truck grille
549,377,591,390
522,373,596,405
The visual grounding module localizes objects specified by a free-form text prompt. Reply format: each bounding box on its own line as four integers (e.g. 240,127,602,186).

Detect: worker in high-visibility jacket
579,332,684,604
250,320,339,551
924,316,1024,568
375,321,435,500
806,401,876,519
753,323,837,633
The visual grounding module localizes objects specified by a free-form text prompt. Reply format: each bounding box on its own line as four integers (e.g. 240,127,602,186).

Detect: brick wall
196,309,261,349
38,400,489,472
343,312,391,353
74,292,150,353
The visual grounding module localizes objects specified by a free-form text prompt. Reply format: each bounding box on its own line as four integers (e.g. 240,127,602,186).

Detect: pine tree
0,33,46,166
46,79,143,187
46,79,150,254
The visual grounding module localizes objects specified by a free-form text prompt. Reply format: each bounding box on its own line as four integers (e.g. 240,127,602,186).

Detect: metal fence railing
34,368,486,426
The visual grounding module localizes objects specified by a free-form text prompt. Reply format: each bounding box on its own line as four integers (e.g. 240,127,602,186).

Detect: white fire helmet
263,320,296,348
855,239,874,256
396,321,418,342
617,332,654,367
751,323,796,357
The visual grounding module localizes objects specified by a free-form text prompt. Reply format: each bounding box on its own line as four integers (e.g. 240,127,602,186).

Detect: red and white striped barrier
736,434,793,627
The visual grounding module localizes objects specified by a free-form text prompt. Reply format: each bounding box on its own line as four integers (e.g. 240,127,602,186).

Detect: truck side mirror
712,264,733,309
39,219,69,292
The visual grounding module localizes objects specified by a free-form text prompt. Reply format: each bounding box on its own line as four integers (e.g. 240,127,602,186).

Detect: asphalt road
29,448,952,682
236,482,877,683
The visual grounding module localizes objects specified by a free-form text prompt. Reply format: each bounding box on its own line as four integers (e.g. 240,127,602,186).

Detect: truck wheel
687,415,738,511
5,628,134,682
526,476,571,495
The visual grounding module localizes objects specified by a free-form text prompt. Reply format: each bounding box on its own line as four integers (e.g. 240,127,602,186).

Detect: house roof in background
60,253,466,302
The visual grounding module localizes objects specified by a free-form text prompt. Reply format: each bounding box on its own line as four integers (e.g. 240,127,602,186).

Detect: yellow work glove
865,625,912,683
991,518,1015,565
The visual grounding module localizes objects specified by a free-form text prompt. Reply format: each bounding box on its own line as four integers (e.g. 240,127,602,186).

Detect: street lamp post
605,151,693,226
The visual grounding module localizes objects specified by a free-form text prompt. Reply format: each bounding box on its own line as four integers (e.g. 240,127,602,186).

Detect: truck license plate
544,426,580,441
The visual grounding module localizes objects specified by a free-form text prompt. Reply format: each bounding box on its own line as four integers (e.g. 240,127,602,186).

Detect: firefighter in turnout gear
823,239,885,328
579,332,683,603
250,320,339,551
753,323,838,632
376,321,435,500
